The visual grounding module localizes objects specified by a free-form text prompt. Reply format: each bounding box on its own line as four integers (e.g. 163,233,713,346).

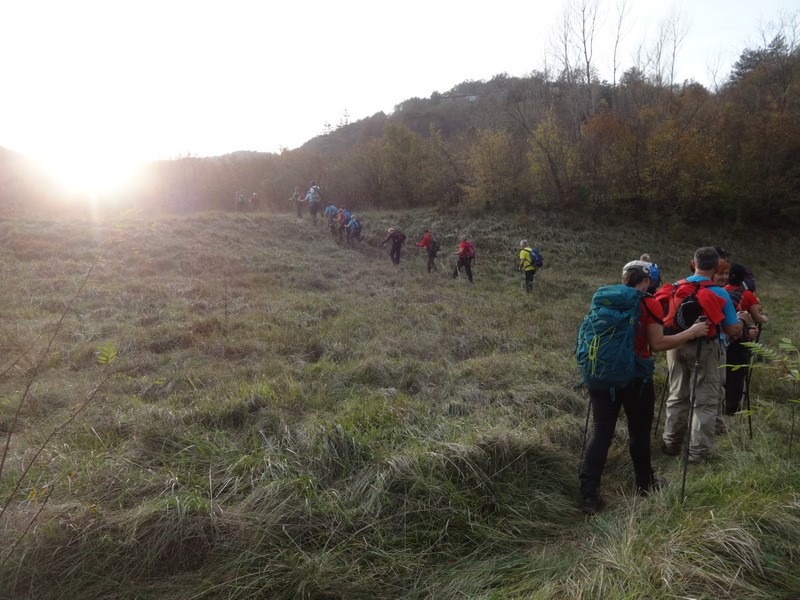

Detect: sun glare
34,150,140,199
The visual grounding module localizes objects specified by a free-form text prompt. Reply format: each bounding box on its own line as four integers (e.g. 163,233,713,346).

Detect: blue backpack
575,284,653,390
529,248,543,267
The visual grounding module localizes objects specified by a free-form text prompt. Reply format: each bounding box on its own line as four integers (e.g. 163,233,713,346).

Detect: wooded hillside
2,19,798,226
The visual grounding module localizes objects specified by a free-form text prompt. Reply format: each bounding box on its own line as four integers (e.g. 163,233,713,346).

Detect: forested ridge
2,18,798,226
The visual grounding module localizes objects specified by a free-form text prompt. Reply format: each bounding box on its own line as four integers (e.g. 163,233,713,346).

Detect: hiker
250,193,260,210
324,203,338,234
346,215,363,246
235,192,247,211
337,206,352,240
640,253,661,294
518,240,540,293
306,181,322,225
290,187,303,218
578,260,710,515
659,247,747,464
415,228,440,273
379,228,406,265
452,235,475,283
724,263,769,415
711,259,732,435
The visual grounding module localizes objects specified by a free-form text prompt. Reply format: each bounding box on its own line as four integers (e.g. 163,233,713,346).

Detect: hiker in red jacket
415,228,440,273
452,235,475,283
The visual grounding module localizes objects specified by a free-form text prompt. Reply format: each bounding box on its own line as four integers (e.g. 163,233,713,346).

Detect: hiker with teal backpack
518,240,542,293
576,260,710,515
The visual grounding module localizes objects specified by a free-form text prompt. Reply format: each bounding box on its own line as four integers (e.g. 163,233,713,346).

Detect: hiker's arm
721,319,744,337
647,320,710,352
749,303,769,325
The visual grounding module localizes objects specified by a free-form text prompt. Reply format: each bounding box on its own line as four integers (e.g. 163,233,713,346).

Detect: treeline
138,30,800,226
2,25,798,226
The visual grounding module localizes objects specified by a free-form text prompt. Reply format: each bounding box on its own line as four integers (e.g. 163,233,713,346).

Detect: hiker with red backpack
657,247,748,464
724,263,769,415
576,260,710,515
415,228,440,273
452,235,475,283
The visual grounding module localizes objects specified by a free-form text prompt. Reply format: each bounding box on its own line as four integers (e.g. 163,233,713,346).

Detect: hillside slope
1,209,799,599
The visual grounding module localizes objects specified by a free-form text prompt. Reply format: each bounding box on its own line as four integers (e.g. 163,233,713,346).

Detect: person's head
423,228,429,233
294,186,299,191
713,259,730,286
640,253,651,262
388,227,395,234
714,245,730,260
693,247,720,272
519,239,528,249
459,234,467,242
729,263,746,286
622,260,652,289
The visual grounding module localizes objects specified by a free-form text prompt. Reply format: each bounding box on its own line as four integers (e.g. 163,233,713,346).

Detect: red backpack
463,241,475,259
654,279,724,336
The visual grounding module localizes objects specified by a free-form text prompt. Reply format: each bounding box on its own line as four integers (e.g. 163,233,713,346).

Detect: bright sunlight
31,149,140,198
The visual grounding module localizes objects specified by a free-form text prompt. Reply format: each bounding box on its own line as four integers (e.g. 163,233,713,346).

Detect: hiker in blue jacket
579,260,709,515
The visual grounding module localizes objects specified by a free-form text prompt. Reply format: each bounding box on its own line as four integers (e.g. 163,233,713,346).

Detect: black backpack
429,238,440,253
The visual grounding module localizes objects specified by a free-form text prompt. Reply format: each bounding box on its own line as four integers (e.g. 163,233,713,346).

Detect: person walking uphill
452,235,475,283
415,228,440,273
290,187,304,218
724,262,769,415
576,261,710,515
379,228,406,265
518,240,540,293
658,247,747,464
306,181,322,225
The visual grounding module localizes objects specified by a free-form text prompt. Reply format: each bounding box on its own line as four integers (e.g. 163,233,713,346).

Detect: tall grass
0,209,799,598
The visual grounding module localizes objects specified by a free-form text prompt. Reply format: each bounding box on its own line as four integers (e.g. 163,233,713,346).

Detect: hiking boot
581,494,606,516
638,475,667,497
661,443,681,456
687,453,709,465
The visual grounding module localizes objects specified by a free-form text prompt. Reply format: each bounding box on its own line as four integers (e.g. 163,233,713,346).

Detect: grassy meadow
1,208,799,599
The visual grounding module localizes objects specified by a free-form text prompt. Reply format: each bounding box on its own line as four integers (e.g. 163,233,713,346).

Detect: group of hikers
235,192,260,211
286,182,769,516
288,181,545,287
576,246,768,515
287,181,543,286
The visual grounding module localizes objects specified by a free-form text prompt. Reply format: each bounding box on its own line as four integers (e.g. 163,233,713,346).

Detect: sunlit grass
0,209,798,598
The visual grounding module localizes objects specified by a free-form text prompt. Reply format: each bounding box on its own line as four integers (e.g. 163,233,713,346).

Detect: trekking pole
653,368,669,439
790,381,797,458
681,334,705,503
575,382,591,475
742,324,763,440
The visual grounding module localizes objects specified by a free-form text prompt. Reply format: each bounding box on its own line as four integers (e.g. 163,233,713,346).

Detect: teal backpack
575,284,653,391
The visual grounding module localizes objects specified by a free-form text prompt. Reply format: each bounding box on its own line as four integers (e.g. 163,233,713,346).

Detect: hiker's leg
663,348,691,450
623,379,656,489
525,270,534,293
689,341,722,459
580,387,622,499
464,259,473,282
725,342,749,414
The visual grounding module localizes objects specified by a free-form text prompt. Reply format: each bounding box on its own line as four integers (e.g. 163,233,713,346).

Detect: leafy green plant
744,338,800,454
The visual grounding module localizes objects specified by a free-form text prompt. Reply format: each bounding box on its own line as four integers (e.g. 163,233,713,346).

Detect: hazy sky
0,0,794,193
